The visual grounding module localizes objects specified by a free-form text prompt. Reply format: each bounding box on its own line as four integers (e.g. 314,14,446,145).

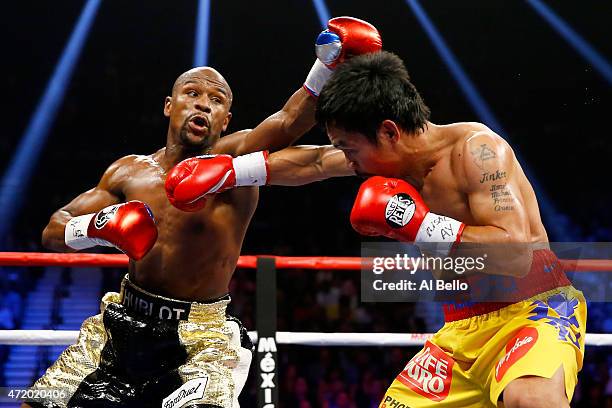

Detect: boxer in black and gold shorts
32,20,381,407
29,276,252,408
29,42,328,408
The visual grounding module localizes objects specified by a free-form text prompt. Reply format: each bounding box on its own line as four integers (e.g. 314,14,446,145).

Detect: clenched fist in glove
350,176,465,253
165,151,269,212
64,200,157,260
304,16,382,97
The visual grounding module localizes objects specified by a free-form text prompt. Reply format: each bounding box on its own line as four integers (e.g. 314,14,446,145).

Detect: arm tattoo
471,143,497,170
480,169,507,183
489,184,515,211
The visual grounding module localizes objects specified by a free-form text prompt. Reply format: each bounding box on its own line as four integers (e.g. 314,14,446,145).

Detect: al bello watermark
368,254,485,296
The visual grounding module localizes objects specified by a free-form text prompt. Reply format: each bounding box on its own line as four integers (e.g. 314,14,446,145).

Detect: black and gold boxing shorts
29,275,253,408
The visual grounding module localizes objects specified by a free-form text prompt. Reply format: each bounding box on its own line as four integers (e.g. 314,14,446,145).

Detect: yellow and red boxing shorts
381,250,586,408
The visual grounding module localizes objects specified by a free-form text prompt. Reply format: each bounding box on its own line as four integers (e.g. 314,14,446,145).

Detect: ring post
256,257,278,407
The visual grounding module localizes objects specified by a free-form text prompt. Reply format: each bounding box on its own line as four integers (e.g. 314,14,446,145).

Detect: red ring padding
0,252,610,271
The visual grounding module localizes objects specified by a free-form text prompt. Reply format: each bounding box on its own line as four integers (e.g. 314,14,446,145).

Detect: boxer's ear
222,112,232,132
377,120,401,144
163,97,172,117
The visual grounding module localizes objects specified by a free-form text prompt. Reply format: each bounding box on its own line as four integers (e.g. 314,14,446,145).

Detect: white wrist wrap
233,151,268,187
415,212,464,256
65,213,112,250
303,59,333,97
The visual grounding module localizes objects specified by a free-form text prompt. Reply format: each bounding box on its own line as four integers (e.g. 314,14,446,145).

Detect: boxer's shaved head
172,67,233,107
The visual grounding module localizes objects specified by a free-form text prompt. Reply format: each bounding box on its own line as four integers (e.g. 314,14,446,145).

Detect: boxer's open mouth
188,115,209,133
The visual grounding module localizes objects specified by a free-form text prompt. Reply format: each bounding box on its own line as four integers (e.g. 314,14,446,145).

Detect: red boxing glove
350,177,465,251
64,201,157,260
166,151,269,212
319,17,383,68
305,17,382,96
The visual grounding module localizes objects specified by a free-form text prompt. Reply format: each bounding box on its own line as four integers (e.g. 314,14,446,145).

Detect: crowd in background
232,267,612,407
0,266,36,386
3,220,612,407
2,210,612,406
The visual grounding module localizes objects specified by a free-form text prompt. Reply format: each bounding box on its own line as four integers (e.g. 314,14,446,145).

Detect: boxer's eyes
187,90,198,97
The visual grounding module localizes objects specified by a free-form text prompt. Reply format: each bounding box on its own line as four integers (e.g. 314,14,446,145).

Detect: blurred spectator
0,222,610,407
0,297,15,330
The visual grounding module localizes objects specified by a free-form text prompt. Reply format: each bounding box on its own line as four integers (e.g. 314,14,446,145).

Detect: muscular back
43,149,258,301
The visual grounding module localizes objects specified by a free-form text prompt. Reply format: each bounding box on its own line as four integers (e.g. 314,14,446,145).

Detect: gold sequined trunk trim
177,298,239,407
29,292,117,407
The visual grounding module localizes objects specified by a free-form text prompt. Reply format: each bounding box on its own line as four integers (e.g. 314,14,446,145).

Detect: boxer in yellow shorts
381,255,586,407
251,51,588,406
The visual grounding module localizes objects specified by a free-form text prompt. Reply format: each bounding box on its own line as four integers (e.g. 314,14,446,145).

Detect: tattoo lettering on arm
489,183,515,212
480,170,506,184
463,133,530,243
470,143,497,170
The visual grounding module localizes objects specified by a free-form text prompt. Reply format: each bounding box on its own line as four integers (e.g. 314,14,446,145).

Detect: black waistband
121,278,230,321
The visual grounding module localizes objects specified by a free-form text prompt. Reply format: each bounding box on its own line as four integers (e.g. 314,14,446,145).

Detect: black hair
316,51,430,142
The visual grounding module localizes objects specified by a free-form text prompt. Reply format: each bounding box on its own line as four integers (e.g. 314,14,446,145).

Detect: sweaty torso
418,122,548,242
112,149,258,301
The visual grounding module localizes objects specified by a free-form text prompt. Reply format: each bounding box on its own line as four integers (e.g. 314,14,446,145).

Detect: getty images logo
162,377,208,408
259,337,277,408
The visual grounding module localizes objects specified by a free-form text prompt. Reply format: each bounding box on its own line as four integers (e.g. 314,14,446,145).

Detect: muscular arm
41,157,130,252
215,88,316,156
456,133,532,276
459,133,529,243
267,145,355,186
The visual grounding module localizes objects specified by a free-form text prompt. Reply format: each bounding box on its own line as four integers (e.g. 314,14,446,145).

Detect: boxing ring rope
2,251,610,406
1,251,611,271
0,251,610,347
1,329,611,347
